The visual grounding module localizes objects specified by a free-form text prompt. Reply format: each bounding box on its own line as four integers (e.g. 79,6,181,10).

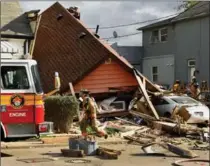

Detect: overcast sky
20,1,181,46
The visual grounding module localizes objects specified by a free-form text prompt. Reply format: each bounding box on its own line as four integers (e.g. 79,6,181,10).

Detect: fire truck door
1,64,36,127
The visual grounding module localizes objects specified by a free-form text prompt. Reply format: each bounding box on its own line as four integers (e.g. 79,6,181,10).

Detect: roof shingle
32,2,133,93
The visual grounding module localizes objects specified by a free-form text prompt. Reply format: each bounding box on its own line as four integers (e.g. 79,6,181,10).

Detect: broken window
110,101,126,111
159,28,168,42
150,30,159,43
152,66,158,82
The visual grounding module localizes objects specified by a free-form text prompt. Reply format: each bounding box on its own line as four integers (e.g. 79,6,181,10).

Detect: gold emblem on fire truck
11,94,25,109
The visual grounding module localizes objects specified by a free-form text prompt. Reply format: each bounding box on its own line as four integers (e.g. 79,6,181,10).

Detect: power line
103,32,142,40
101,3,208,40
89,13,178,30
88,2,207,30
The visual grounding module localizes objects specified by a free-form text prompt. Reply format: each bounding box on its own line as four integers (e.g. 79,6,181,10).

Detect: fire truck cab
1,58,54,140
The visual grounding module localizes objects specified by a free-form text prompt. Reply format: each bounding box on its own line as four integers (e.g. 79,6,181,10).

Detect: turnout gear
79,95,107,139
173,80,181,93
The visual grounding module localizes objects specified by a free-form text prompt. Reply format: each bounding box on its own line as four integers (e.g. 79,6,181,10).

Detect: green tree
178,1,198,10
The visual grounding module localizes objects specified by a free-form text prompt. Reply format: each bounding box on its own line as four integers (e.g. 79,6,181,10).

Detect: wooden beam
61,149,85,157
134,69,161,92
45,89,59,97
143,77,146,88
133,70,160,119
30,15,42,56
69,82,81,121
69,82,75,96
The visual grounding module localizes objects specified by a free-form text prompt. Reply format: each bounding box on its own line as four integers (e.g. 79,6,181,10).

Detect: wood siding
74,60,138,93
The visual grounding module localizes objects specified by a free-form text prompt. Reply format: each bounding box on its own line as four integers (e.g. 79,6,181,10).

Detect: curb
1,140,128,150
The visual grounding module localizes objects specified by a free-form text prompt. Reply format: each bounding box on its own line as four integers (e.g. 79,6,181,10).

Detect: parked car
153,95,209,125
129,95,209,125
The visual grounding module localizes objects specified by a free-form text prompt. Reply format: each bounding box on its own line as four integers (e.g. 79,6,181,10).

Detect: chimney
67,6,80,20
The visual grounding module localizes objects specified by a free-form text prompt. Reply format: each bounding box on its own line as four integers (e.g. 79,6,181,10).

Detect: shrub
44,95,79,133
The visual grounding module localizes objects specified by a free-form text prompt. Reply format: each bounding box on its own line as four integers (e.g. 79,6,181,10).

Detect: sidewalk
1,136,127,149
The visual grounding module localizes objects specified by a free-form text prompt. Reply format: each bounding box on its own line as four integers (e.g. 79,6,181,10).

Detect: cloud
20,1,179,46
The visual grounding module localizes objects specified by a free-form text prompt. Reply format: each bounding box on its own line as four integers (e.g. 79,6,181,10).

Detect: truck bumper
38,121,54,135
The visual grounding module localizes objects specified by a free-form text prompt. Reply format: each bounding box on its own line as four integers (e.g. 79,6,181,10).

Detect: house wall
74,59,138,93
142,25,175,58
141,16,210,85
174,16,210,83
142,55,174,86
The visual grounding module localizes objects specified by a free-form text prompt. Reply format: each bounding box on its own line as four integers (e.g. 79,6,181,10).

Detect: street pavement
1,144,209,166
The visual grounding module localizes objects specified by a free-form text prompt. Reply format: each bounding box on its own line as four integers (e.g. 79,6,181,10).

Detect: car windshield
171,97,200,105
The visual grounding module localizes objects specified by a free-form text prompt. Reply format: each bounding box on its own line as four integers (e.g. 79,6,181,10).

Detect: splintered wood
96,147,122,159
133,69,160,120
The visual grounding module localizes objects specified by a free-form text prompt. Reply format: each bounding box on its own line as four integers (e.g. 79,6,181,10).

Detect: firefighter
172,80,181,93
191,83,201,100
79,89,108,139
201,80,208,92
191,76,197,86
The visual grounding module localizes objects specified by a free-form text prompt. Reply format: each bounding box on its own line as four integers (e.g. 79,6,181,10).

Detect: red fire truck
1,58,58,140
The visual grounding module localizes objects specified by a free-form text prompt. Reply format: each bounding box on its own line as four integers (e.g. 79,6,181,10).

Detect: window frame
150,27,168,43
159,28,168,42
150,29,159,43
110,101,126,111
1,64,33,93
151,66,158,82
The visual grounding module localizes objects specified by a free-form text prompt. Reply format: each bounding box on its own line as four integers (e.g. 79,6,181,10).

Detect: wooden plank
130,110,156,122
136,100,153,115
98,147,122,155
69,82,81,121
143,77,146,88
30,15,42,56
134,69,161,92
61,149,85,157
124,136,151,145
115,117,140,126
120,130,136,138
96,148,119,159
133,70,160,119
97,111,129,119
69,82,75,96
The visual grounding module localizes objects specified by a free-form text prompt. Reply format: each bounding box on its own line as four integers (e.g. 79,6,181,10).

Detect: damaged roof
138,1,210,31
1,10,40,38
32,2,134,93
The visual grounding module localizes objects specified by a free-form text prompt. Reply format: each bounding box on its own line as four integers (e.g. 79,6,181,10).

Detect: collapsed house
31,2,210,125
32,2,141,113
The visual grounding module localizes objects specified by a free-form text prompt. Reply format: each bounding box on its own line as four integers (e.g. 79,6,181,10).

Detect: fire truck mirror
55,72,61,90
